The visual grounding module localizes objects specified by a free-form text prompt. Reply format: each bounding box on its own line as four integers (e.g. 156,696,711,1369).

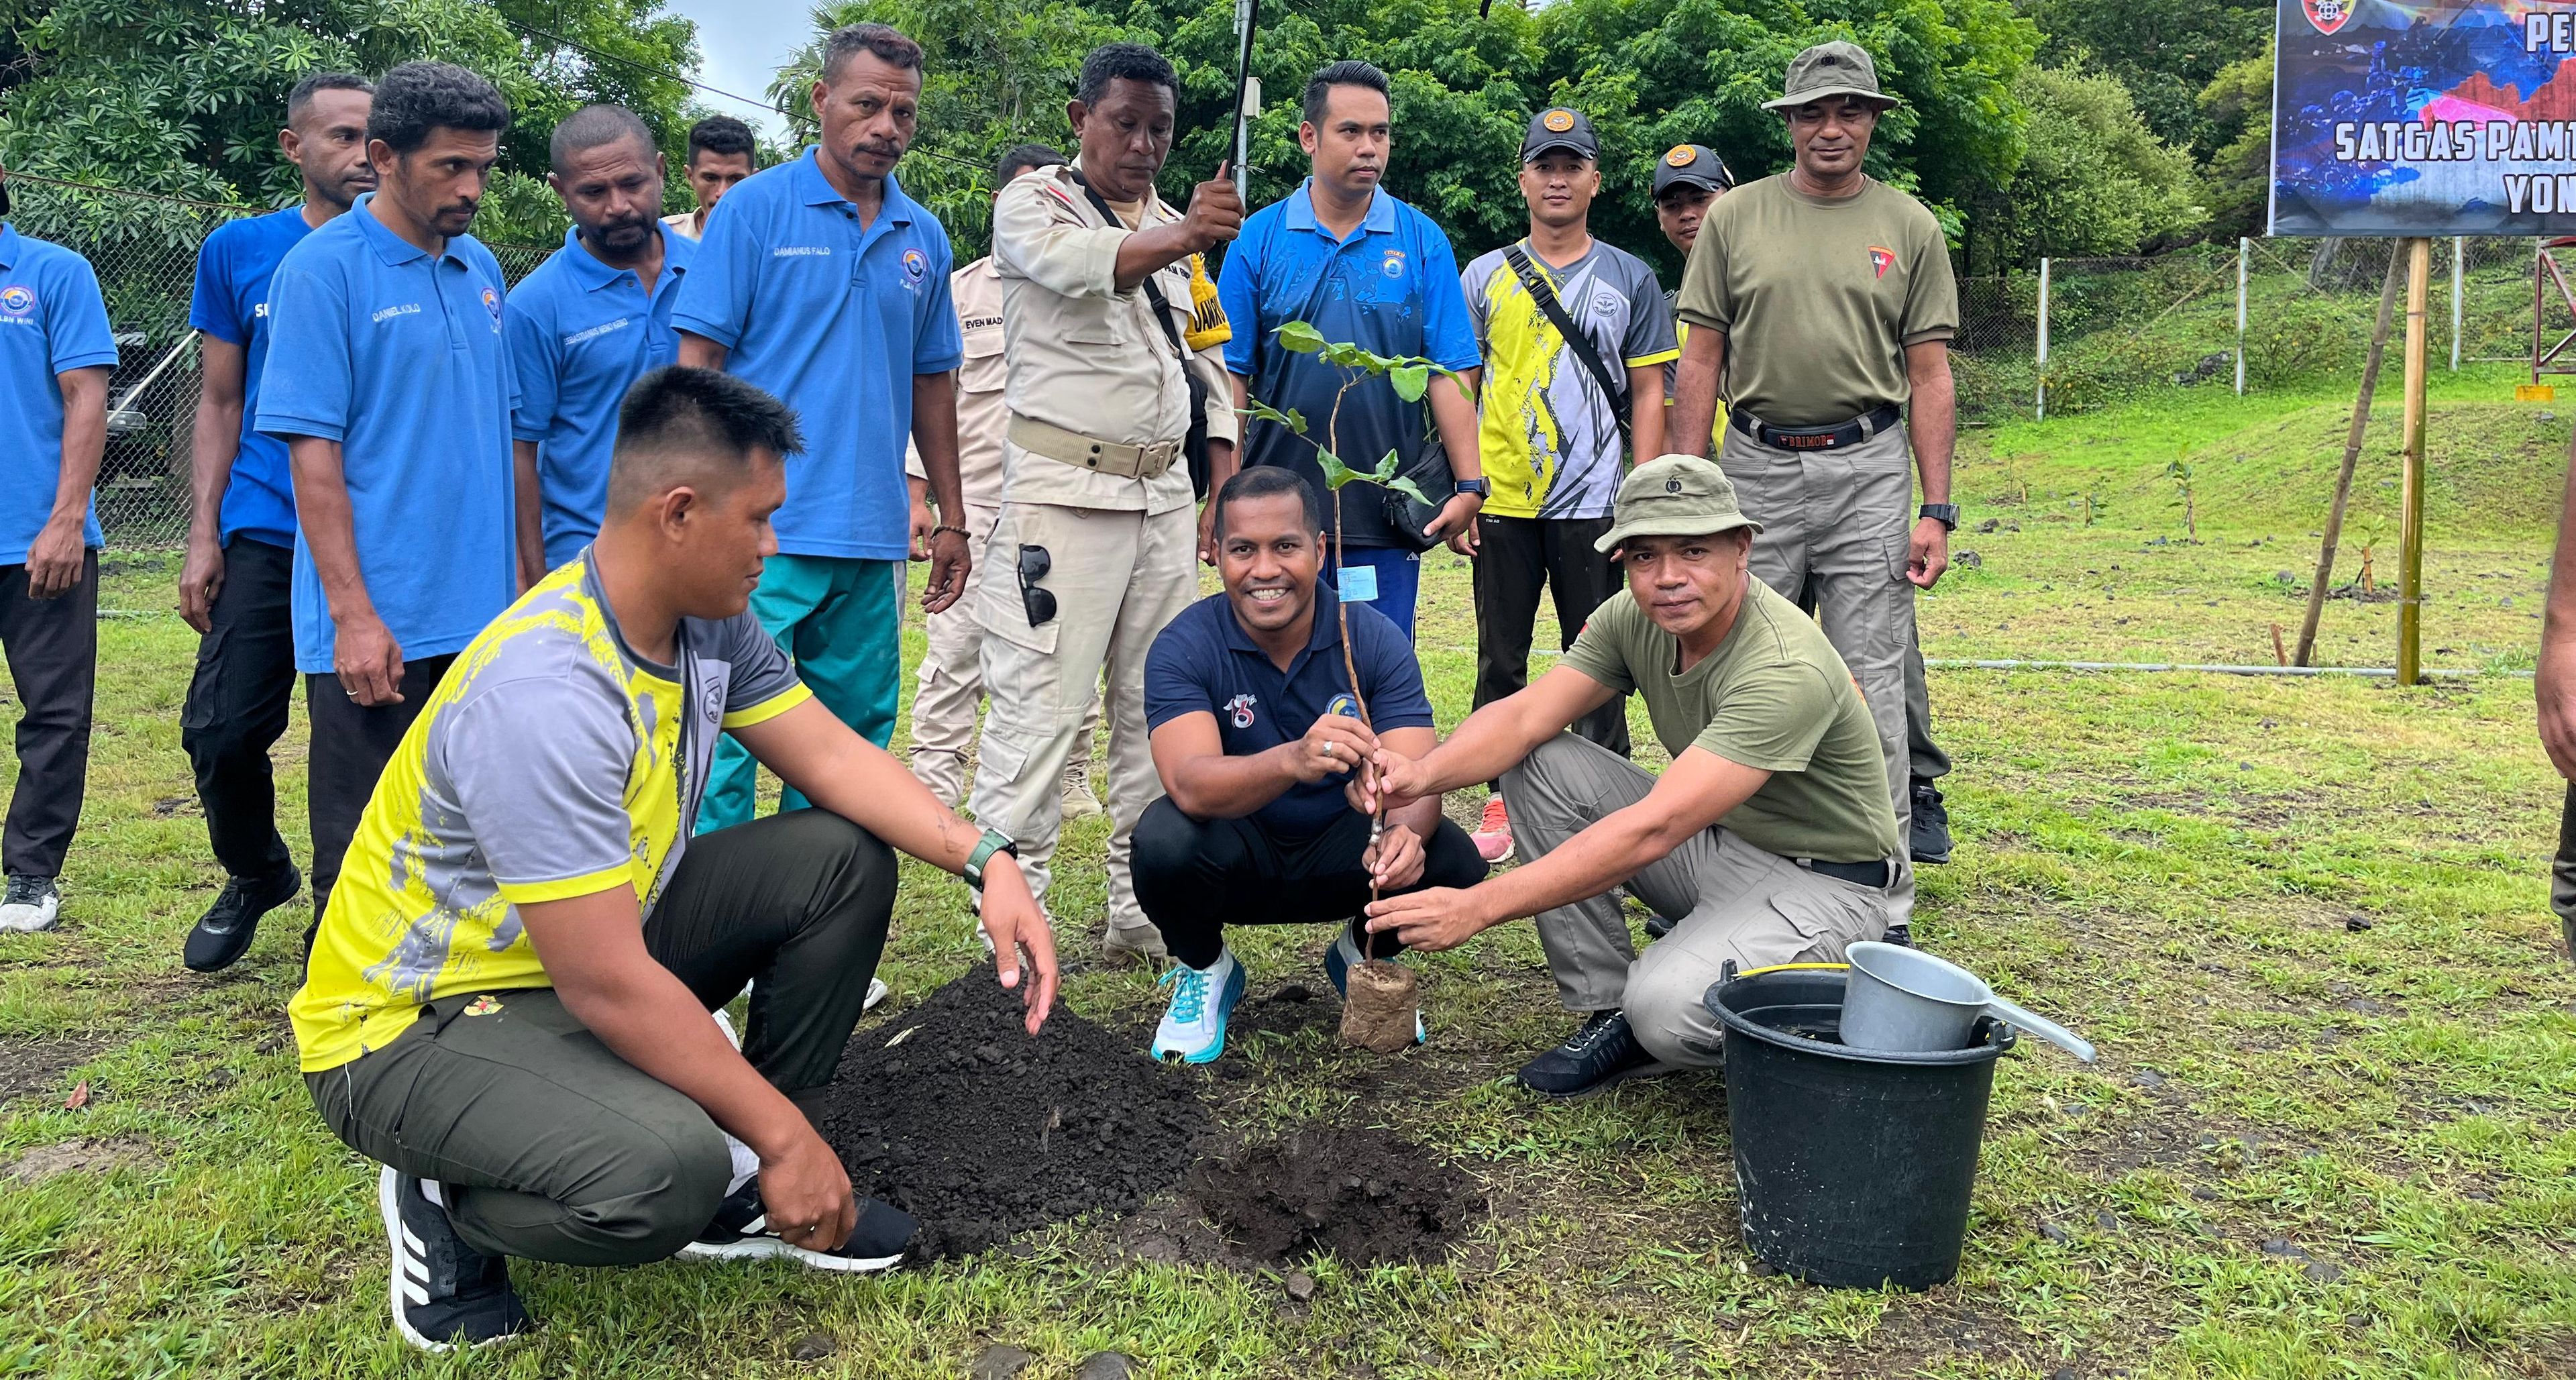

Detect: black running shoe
1515,1009,1671,1098
1909,778,1953,864
378,1166,529,1353
183,864,301,973
679,1176,916,1272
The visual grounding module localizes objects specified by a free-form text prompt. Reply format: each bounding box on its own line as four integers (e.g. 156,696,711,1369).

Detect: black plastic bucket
1703,964,2011,1290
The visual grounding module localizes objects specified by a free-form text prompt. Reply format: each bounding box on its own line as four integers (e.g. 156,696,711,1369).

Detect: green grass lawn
3,380,2573,1377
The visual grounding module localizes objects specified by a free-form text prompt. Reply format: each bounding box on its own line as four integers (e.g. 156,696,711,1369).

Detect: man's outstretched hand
757,1124,858,1253
976,853,1057,1035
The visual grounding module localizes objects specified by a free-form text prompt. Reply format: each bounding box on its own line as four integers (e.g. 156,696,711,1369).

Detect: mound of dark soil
1190,1126,1484,1265
812,967,1212,1260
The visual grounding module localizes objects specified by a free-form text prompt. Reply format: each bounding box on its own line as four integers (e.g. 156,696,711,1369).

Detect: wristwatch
1918,502,1960,531
1453,478,1491,497
962,827,1018,891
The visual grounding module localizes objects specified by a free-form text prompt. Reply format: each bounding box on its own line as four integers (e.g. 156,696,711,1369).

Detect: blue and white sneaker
1324,926,1425,1045
1151,949,1245,1063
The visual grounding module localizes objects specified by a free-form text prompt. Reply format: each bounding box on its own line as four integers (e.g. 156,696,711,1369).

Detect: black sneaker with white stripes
678,1176,917,1272
377,1165,529,1352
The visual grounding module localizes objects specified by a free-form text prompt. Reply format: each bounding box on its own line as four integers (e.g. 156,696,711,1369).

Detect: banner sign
2270,1,2576,236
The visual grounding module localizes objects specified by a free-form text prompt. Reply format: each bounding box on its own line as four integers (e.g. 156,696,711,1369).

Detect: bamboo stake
2294,250,2406,667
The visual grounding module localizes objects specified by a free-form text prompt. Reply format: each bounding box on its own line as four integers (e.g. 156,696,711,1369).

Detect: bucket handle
1729,961,1849,979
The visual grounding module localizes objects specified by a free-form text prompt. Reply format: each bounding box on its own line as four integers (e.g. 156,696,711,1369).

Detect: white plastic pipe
1923,657,2522,680
2035,258,2051,421
2235,237,2249,396
2450,236,2464,372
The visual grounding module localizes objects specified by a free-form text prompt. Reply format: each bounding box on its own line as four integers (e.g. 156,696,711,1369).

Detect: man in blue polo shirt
509,104,696,579
256,61,519,924
674,22,969,830
1218,60,1485,643
173,72,376,971
0,156,117,935
1134,468,1484,1063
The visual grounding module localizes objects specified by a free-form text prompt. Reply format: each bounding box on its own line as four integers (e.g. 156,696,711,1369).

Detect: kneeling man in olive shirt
1356,454,1903,1097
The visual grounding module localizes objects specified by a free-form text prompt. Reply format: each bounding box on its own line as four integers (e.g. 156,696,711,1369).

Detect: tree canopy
0,0,704,244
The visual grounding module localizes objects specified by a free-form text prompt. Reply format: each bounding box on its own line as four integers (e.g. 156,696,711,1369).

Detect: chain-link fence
14,172,2565,546
1952,236,2553,427
7,174,550,552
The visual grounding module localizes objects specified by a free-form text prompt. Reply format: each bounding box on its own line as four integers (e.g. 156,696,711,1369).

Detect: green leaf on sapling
1276,321,1326,354
1389,363,1429,403
1371,449,1401,480
1240,399,1307,433
1316,448,1360,490
1381,475,1434,507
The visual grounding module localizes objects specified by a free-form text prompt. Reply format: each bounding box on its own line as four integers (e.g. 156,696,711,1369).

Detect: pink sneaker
1471,796,1515,864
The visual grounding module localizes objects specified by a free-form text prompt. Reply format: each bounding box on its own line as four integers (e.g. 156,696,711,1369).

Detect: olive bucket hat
1762,40,1903,111
1595,455,1765,553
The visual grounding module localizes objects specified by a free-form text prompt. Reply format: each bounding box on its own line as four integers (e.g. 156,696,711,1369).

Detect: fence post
2450,235,2464,372
2035,257,2051,421
2235,237,2249,395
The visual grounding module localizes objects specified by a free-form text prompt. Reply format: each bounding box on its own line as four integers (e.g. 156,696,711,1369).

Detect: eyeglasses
1017,543,1057,628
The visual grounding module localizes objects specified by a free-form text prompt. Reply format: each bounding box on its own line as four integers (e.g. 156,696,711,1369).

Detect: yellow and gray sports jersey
289,554,810,1073
1462,239,1679,521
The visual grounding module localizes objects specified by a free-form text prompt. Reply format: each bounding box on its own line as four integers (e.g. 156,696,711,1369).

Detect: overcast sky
662,0,810,142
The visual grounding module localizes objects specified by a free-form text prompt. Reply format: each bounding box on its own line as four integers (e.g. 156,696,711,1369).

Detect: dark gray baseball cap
1651,144,1733,197
1763,40,1902,111
1521,106,1600,162
1594,455,1764,552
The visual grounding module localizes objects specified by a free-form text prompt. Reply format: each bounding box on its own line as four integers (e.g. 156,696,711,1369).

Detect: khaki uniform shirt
990,162,1236,515
906,256,1008,507
660,209,704,242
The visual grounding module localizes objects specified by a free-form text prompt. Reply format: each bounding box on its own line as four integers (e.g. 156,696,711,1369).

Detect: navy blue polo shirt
1217,182,1480,549
669,152,962,562
509,222,696,568
0,223,116,563
1144,586,1436,841
255,194,518,674
188,207,314,549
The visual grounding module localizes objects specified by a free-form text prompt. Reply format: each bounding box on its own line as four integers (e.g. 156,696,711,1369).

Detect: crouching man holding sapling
1356,455,1906,1098
290,368,1055,1353
1136,466,1486,1063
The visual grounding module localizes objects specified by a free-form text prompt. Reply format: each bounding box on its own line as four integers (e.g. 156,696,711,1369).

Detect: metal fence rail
10,174,2558,549
1952,235,2546,427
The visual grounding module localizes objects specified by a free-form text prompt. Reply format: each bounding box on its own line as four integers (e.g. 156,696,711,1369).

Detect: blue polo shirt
670,152,962,561
255,194,518,674
509,222,696,568
188,207,315,549
1217,183,1479,549
0,224,115,563
1143,586,1435,841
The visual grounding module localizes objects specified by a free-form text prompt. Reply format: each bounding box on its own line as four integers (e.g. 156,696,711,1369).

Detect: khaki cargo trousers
908,500,1101,809
1717,420,1918,841
1504,734,1904,1068
969,493,1197,944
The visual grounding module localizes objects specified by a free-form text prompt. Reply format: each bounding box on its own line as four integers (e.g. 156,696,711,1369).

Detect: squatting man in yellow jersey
290,367,1057,1352
1354,454,1904,1099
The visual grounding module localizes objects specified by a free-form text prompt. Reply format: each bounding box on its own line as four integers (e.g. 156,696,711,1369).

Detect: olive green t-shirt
1562,580,1899,863
1674,174,1957,428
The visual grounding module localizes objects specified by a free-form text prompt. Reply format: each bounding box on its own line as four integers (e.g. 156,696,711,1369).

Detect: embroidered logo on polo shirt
482,285,502,327
1225,693,1258,729
1,285,36,317
1868,246,1896,279
1381,248,1406,280
562,317,633,348
901,248,928,287
370,303,422,324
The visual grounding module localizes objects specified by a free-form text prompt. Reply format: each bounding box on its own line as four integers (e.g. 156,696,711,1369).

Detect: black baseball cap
1651,144,1733,197
1521,107,1599,162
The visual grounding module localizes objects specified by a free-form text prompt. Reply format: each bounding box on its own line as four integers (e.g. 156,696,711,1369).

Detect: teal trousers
699,553,901,834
